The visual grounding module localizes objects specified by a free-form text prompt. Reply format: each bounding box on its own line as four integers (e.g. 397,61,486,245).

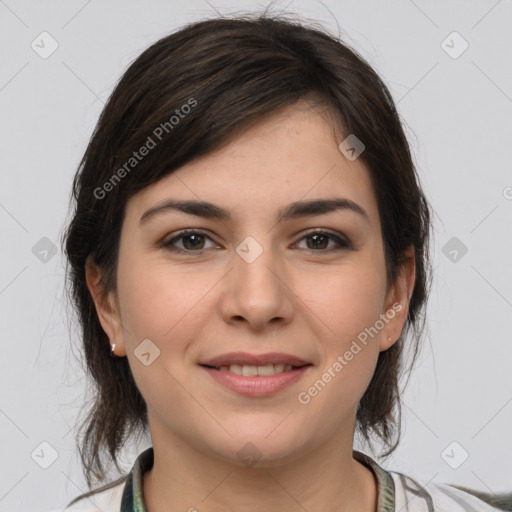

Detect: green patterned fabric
120,447,153,512
354,450,396,511
117,447,512,511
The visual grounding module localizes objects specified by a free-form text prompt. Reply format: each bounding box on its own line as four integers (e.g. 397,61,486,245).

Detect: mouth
198,353,313,396
199,362,312,376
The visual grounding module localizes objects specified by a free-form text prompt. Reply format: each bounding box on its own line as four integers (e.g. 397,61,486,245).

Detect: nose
219,238,295,332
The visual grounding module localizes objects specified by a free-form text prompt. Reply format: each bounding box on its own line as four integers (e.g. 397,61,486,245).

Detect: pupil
309,234,326,249
185,234,203,249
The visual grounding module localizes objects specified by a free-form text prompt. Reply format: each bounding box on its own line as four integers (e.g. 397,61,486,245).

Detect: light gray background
1,0,511,510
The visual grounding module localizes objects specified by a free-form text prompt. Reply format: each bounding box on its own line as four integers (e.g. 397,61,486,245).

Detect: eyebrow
139,197,369,225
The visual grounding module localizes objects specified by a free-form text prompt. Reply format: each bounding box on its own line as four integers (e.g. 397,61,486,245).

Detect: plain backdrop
1,0,511,510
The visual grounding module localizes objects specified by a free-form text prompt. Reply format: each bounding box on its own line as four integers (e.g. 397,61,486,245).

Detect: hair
62,10,432,506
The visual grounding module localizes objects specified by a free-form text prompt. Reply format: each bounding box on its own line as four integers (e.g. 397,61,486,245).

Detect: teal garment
120,447,153,512
117,447,512,512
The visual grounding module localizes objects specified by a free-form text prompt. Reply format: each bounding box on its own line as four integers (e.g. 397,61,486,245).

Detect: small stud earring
110,343,117,358
388,337,392,343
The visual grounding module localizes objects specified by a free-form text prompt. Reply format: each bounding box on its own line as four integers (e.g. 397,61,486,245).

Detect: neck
143,425,377,512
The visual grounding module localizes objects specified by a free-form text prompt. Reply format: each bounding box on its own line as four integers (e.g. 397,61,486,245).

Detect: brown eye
296,230,352,252
163,230,217,253
179,233,206,250
162,228,352,255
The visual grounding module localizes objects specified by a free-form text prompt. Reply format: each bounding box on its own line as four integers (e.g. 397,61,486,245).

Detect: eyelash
162,228,353,254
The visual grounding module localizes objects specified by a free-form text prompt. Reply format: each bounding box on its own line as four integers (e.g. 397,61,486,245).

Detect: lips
200,362,312,397
199,351,311,368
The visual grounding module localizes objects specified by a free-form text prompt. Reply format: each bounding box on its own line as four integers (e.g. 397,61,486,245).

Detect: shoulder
44,480,126,512
390,470,512,511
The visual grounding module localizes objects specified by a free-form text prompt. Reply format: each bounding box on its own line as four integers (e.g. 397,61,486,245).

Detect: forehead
125,103,380,228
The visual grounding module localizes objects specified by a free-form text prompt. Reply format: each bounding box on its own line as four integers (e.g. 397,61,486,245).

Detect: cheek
300,261,387,344
115,254,201,407
296,274,385,427
295,260,386,407
116,250,190,335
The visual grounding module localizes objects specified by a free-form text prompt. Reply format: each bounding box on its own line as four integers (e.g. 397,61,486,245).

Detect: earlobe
85,257,126,357
380,245,416,351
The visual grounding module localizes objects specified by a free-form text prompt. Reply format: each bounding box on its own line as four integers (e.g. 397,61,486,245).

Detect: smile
205,363,305,375
200,363,312,397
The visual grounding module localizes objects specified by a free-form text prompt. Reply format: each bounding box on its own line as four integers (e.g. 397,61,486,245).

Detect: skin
87,101,415,512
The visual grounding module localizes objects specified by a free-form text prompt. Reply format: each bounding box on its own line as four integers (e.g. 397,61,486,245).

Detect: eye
294,229,352,252
162,229,218,253
162,228,352,254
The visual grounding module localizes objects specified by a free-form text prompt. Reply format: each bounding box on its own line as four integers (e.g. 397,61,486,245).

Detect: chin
203,425,314,469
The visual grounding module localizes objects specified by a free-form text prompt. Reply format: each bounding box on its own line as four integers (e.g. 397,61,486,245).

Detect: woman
56,12,511,512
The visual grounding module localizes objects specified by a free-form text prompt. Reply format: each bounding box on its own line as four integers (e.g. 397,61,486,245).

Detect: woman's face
90,102,413,466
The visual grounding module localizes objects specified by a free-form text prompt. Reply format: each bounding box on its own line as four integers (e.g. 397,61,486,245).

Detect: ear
85,256,127,357
379,245,416,352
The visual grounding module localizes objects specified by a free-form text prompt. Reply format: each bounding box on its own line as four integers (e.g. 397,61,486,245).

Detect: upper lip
199,352,311,367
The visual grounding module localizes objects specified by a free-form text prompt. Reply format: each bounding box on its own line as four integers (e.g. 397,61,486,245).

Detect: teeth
216,363,296,375
242,365,258,376
258,364,278,376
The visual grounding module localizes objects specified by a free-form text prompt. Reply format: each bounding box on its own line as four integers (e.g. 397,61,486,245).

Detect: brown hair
62,10,432,505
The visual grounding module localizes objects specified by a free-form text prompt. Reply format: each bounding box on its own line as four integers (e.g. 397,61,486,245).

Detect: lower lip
200,365,311,397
